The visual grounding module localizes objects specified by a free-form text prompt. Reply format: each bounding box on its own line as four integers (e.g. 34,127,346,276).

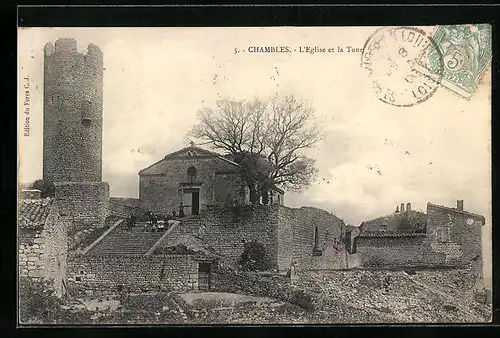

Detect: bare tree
189,95,324,204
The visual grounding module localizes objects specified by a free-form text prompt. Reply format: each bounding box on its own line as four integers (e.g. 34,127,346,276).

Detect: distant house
138,144,284,215
349,200,485,276
18,191,69,297
359,202,427,234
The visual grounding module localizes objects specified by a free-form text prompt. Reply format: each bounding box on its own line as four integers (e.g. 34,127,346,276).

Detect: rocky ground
294,269,492,323
57,269,491,324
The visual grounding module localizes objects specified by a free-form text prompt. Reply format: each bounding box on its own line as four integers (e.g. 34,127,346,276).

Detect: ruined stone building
138,144,284,216
43,38,109,230
346,200,485,288
18,190,69,297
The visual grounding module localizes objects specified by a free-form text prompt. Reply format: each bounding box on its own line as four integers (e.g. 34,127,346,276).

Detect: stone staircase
87,222,165,256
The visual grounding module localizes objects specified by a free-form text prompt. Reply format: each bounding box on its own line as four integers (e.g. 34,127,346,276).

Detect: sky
18,27,492,285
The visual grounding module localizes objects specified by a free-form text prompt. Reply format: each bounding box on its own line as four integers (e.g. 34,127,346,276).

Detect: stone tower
43,38,109,229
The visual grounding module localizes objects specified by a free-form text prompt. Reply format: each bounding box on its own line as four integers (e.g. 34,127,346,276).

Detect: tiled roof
139,145,240,175
357,231,427,238
18,198,53,230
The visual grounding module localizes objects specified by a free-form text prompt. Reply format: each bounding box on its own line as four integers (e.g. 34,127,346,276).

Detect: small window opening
436,228,449,243
75,276,82,282
81,118,91,127
313,226,322,256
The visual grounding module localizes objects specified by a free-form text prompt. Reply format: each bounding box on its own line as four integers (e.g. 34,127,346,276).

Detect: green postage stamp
417,24,492,98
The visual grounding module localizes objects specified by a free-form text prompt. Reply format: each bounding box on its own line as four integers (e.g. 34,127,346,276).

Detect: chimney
395,205,399,213
406,203,411,212
400,203,405,213
457,200,464,211
20,189,41,199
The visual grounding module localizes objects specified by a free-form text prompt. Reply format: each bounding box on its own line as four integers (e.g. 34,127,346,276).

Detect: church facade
138,144,284,215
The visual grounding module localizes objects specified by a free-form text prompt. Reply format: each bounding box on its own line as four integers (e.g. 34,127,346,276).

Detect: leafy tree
189,95,324,204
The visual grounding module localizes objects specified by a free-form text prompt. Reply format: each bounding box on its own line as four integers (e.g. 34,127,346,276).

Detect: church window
187,166,197,178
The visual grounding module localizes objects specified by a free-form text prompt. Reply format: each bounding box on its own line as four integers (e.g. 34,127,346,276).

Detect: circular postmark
361,26,444,107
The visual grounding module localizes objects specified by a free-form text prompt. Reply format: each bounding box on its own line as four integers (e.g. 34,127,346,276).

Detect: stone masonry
43,38,109,230
158,204,347,272
67,255,199,293
18,197,69,297
139,146,247,215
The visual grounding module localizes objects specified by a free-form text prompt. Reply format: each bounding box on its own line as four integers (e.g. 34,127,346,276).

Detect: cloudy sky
18,27,491,283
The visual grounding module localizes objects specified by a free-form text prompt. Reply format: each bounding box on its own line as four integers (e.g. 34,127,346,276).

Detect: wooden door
198,262,211,291
192,190,200,215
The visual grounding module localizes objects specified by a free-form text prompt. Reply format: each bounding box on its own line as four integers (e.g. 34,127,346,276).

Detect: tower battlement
44,38,102,57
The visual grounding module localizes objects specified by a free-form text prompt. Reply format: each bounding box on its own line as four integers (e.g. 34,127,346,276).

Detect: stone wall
278,206,347,271
54,181,109,229
67,255,199,293
211,266,315,311
424,203,484,276
107,200,144,218
157,204,347,272
19,207,68,297
109,197,141,207
354,236,427,268
162,204,281,269
139,156,244,215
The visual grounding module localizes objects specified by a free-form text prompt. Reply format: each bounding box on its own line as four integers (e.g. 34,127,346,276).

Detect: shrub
19,277,62,324
19,277,93,324
32,179,56,198
289,289,315,312
238,241,272,271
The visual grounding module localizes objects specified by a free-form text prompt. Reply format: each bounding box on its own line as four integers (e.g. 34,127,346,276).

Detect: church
138,143,284,215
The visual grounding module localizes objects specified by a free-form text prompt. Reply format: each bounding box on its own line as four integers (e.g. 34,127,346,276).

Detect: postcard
18,26,492,324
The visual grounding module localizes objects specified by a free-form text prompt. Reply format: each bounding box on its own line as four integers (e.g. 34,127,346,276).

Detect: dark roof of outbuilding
360,210,427,234
357,232,427,238
18,198,53,230
154,234,221,259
